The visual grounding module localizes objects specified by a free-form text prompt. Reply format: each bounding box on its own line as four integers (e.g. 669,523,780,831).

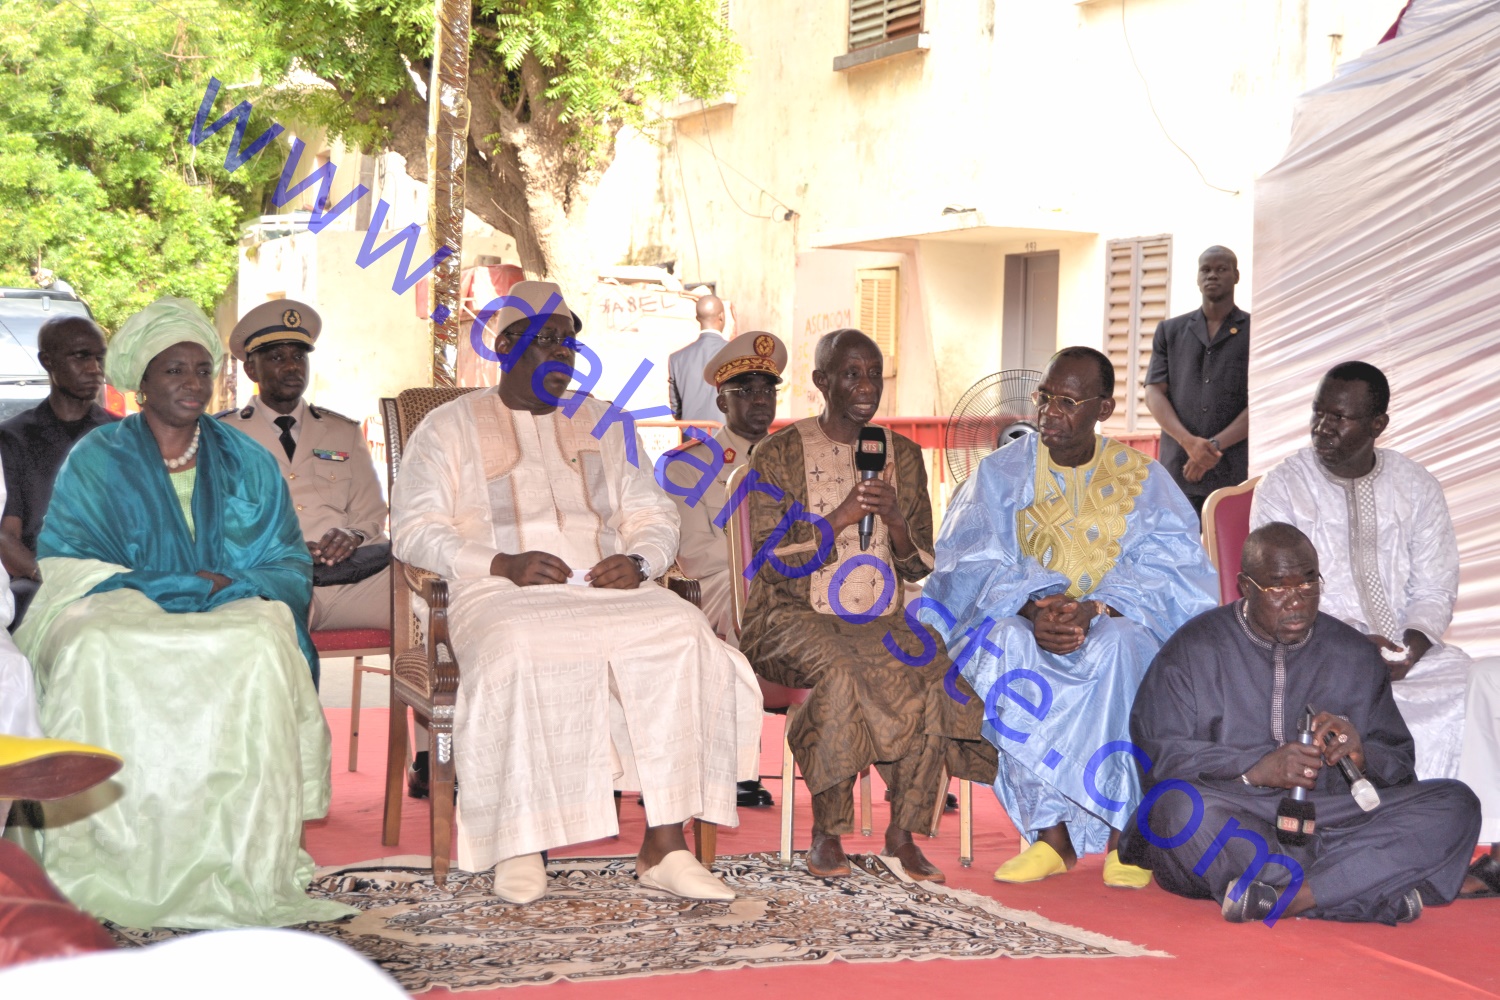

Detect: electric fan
944,369,1044,486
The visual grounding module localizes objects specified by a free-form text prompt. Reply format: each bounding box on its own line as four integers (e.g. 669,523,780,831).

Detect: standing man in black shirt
1144,246,1250,519
0,316,116,626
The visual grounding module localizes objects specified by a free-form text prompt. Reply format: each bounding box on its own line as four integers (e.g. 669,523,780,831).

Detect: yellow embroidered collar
1018,435,1150,597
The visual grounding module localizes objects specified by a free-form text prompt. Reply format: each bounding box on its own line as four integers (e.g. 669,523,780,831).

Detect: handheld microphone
854,426,887,551
1275,709,1318,847
1323,729,1380,812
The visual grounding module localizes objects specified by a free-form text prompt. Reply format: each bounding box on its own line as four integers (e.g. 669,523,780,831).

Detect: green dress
17,416,349,929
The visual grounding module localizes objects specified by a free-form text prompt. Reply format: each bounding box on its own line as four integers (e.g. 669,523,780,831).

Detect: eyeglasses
1032,390,1106,414
721,386,777,401
1240,574,1323,601
514,333,583,351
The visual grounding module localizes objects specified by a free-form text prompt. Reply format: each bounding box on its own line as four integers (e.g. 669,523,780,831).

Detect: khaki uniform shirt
217,396,387,544
665,425,755,645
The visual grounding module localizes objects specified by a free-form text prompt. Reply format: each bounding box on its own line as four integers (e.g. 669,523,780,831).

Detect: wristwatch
1209,437,1221,451
627,554,649,581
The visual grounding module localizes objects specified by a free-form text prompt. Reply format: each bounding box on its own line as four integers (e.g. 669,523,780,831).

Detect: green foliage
0,1,289,331
252,0,741,165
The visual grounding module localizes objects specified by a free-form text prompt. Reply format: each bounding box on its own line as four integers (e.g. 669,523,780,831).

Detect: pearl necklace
164,424,201,470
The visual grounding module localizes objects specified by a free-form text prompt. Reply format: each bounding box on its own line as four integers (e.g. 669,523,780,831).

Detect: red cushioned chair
312,627,393,771
1201,477,1261,604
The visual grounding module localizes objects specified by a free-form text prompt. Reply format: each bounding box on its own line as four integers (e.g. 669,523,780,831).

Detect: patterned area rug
110,853,1165,991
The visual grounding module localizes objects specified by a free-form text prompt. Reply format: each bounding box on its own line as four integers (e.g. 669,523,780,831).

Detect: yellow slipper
1103,849,1152,889
0,734,123,801
993,841,1068,883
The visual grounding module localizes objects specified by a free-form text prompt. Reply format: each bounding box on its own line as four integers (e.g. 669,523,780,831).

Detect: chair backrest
723,463,753,638
1201,476,1260,605
384,387,481,484
722,463,809,713
382,388,484,654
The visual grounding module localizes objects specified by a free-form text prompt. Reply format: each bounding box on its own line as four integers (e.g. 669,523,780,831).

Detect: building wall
588,0,1406,417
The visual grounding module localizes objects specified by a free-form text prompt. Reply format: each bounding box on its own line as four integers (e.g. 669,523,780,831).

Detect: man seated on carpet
662,330,788,809
738,328,997,883
923,347,1217,888
1250,361,1500,896
391,280,761,905
1119,522,1481,923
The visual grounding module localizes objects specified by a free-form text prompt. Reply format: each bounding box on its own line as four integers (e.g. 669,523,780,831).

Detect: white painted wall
584,0,1406,416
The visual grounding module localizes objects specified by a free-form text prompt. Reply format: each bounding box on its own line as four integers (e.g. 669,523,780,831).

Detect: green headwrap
106,297,224,392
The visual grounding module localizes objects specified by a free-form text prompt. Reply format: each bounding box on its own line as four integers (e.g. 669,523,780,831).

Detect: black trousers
1119,779,1479,924
8,578,37,632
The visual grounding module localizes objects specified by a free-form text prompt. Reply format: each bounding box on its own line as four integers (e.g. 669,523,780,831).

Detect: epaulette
214,406,251,420
308,404,357,424
663,437,711,458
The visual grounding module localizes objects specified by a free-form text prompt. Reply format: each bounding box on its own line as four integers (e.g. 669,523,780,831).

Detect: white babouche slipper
490,852,548,904
637,850,735,901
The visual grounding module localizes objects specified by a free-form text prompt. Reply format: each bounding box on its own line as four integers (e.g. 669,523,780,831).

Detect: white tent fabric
1252,0,1500,656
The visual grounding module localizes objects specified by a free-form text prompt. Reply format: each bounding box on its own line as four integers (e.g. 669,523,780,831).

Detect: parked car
0,288,108,423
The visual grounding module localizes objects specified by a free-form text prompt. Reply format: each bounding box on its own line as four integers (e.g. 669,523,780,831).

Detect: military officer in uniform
220,301,390,633
663,331,787,808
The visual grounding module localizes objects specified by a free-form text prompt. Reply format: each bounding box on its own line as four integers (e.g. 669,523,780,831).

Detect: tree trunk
358,48,615,301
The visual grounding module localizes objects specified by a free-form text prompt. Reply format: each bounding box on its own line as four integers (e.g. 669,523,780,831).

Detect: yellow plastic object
0,734,123,800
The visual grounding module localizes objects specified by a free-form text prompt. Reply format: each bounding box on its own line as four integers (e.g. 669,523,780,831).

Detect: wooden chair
310,627,393,771
1201,476,1261,605
724,466,971,865
377,389,716,885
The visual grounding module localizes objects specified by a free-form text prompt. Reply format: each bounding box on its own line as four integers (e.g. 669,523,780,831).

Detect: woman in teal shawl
17,298,352,930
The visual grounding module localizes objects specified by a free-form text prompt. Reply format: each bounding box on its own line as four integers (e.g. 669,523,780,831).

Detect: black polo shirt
1144,306,1250,498
0,400,117,553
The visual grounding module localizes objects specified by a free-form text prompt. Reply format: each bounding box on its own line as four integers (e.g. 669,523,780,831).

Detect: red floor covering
317,707,1500,999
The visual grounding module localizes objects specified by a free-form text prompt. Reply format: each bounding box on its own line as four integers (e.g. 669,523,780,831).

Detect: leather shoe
407,750,430,799
1397,886,1423,923
1463,854,1500,898
491,853,547,904
638,850,735,901
737,779,774,808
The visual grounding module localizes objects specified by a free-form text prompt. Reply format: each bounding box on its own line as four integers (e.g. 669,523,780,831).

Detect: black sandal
1462,854,1500,898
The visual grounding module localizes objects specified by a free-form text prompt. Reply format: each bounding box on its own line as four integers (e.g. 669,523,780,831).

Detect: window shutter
856,267,899,374
850,0,923,51
1103,236,1171,435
